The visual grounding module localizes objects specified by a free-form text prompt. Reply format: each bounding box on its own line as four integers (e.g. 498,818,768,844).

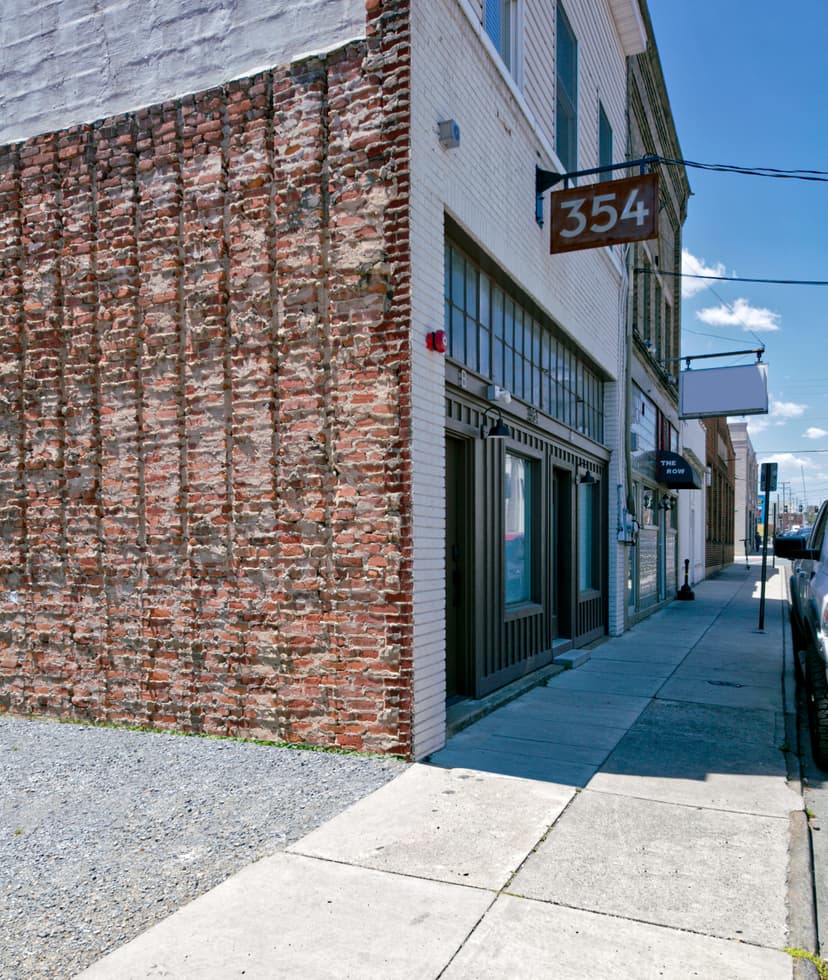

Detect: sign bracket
536,155,659,226
660,348,765,370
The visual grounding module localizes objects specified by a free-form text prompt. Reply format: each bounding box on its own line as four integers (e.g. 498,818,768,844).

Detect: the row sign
550,172,659,254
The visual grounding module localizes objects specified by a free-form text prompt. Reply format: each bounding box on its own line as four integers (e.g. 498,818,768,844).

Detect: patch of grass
785,947,828,979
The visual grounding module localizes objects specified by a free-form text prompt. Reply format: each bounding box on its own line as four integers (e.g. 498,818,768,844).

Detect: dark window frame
556,2,578,172
504,449,541,610
598,103,612,180
444,229,605,445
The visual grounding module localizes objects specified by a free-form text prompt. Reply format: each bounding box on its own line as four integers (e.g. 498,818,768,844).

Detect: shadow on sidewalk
429,563,795,792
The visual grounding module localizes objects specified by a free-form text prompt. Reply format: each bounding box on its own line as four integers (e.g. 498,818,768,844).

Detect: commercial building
623,6,692,622
677,419,708,587
729,420,759,556
704,418,737,572
0,0,684,758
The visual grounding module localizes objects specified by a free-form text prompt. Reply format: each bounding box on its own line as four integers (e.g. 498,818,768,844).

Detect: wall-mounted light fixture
579,469,596,485
486,384,512,405
480,410,510,440
437,119,461,149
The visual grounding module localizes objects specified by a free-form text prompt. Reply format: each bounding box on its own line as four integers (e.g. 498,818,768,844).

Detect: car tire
805,647,828,771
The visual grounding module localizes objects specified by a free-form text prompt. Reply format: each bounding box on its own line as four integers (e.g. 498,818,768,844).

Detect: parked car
775,504,828,769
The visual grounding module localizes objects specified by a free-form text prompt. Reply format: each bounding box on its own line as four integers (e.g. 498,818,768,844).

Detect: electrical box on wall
617,513,639,545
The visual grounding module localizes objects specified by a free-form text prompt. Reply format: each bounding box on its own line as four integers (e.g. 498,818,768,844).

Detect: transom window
445,241,604,443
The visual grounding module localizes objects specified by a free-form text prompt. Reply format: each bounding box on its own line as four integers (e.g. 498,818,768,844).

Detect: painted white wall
409,0,631,755
729,420,757,554
679,419,707,586
0,0,365,143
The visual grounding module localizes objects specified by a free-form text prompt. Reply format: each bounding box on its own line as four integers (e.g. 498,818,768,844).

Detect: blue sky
647,0,828,512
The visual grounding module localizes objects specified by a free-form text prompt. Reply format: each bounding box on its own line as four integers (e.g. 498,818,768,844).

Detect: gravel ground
0,715,408,980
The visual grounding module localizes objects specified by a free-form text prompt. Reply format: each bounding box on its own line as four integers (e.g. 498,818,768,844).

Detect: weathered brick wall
0,1,413,755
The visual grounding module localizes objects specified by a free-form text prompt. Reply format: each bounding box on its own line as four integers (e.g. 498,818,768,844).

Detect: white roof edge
290,33,367,65
608,0,648,56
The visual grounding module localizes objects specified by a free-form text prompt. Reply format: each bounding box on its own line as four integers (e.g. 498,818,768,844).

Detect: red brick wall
0,2,413,755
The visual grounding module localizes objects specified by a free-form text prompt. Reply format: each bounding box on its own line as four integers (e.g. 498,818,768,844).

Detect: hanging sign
679,362,769,418
550,172,659,254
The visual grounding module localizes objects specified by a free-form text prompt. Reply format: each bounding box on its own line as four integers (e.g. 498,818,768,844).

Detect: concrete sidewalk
77,561,813,979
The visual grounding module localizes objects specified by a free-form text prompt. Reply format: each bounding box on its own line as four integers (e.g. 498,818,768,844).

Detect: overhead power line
657,156,828,183
636,269,828,287
757,449,828,455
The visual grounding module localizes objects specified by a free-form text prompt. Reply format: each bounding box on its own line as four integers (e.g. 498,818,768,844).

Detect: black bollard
677,558,695,600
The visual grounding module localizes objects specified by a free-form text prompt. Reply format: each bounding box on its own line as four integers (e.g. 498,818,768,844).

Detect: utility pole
780,481,791,532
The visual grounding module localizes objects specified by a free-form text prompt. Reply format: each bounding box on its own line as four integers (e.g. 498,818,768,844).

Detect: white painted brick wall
409,0,630,756
679,419,707,586
0,0,365,143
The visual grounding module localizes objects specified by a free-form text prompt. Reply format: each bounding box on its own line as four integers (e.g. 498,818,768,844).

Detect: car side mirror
773,536,817,560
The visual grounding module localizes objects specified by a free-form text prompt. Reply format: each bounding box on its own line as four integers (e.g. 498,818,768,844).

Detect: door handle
451,569,462,607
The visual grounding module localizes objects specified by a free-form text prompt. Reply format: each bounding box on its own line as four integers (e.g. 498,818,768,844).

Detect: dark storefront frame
443,225,609,700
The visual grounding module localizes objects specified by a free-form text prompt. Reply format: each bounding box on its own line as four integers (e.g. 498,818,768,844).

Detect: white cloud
745,400,807,437
766,452,808,466
805,427,828,439
761,454,823,511
747,416,771,435
763,452,819,485
696,297,781,332
681,249,728,298
771,399,807,419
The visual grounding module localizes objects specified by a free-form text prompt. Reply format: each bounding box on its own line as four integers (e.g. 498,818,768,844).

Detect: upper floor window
641,258,651,344
445,237,604,444
485,0,520,76
556,3,578,172
654,283,662,359
598,104,612,180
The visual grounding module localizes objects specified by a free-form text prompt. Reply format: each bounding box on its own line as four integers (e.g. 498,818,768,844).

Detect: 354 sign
550,172,659,254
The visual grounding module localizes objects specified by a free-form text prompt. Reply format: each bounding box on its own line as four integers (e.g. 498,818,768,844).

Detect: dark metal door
446,435,472,700
553,467,572,638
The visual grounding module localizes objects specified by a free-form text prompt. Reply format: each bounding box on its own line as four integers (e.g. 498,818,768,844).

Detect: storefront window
578,481,599,591
505,454,532,605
